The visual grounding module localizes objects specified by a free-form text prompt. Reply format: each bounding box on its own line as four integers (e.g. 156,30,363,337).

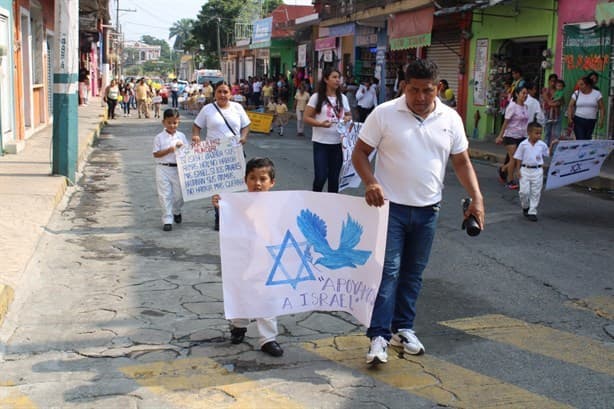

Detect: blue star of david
266,230,316,289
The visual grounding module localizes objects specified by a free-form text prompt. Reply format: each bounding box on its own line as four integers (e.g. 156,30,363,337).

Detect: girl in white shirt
303,68,351,192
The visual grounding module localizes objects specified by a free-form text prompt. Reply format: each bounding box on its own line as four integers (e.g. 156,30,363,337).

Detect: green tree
263,0,283,15
169,18,194,52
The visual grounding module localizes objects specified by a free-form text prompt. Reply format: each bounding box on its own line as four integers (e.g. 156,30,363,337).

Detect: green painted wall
466,0,558,140
270,38,296,105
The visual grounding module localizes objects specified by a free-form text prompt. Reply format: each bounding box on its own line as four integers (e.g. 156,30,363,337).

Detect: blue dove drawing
296,209,371,269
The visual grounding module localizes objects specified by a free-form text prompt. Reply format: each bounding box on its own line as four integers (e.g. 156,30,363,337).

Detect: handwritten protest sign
338,121,375,191
220,191,389,327
545,140,614,190
176,138,246,201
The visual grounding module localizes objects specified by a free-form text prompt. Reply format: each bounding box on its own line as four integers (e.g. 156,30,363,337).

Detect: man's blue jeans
367,202,440,340
312,141,342,193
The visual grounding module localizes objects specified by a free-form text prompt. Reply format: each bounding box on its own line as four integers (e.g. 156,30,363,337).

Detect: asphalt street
0,112,612,409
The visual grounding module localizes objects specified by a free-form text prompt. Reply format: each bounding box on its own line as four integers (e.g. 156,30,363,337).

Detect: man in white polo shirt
352,59,485,365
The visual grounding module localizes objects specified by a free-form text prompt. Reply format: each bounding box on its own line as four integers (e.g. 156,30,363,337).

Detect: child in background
513,121,550,222
274,98,288,136
552,79,565,108
211,157,283,357
152,109,189,231
266,99,276,133
152,90,163,118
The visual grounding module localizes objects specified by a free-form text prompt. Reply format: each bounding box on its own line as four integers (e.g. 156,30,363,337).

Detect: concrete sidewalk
0,97,107,325
0,103,612,328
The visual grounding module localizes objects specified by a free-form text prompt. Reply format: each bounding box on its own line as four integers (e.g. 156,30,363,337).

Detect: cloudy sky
116,0,313,45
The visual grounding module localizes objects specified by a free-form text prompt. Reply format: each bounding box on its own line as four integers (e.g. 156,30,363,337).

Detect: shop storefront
562,24,611,138
314,35,340,79
387,7,434,100
425,12,470,116
466,0,557,139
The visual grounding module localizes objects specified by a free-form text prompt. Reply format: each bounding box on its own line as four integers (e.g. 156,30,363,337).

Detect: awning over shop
388,6,434,50
596,2,614,25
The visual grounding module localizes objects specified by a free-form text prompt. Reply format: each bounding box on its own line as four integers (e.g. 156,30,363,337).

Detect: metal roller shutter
425,30,461,98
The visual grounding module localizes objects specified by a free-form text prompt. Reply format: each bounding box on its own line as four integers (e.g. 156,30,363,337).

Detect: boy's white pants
156,165,183,224
231,317,278,347
519,167,543,215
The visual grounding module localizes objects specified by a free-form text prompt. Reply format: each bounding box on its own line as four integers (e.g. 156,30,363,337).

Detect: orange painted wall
12,1,24,140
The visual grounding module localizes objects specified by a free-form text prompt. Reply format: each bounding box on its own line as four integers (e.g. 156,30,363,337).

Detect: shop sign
298,44,307,67
315,37,336,51
252,17,273,44
473,38,489,106
320,23,355,38
563,24,611,136
388,7,433,50
250,40,271,50
356,34,377,47
389,33,431,51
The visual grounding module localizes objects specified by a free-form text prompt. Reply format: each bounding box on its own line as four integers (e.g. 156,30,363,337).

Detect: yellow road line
303,334,572,409
440,314,614,376
0,391,37,409
120,356,305,409
567,295,614,320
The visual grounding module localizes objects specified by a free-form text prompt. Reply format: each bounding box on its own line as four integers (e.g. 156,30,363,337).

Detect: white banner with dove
219,191,389,327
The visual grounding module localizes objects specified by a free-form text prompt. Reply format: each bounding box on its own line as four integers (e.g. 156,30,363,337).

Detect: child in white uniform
513,121,550,222
152,108,189,231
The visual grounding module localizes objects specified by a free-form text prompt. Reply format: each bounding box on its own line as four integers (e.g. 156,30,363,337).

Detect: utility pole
52,0,78,181
114,0,136,79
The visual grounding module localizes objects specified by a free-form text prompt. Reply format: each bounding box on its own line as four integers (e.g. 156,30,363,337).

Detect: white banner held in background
338,121,376,191
176,138,246,201
545,140,614,190
220,191,389,327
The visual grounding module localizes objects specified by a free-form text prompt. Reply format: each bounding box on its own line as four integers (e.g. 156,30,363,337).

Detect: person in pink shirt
495,84,529,189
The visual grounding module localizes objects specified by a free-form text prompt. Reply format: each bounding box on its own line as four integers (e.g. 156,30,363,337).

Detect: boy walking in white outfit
211,158,283,357
513,121,549,222
152,108,189,231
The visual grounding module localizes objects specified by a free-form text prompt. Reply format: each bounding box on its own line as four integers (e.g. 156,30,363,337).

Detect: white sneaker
390,329,425,355
366,336,388,364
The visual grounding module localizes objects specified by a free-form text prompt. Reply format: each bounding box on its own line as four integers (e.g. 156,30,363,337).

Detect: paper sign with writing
176,138,246,201
545,140,614,190
338,121,376,192
220,191,388,327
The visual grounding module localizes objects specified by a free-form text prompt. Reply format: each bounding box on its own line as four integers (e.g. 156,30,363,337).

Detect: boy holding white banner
152,108,189,232
212,157,283,357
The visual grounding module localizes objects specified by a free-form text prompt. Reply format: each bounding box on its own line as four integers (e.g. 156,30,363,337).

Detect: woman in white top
192,81,251,145
191,81,251,230
567,75,605,140
303,67,351,192
104,79,120,120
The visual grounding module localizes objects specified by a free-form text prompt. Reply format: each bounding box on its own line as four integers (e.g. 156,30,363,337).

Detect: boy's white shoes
366,336,388,364
390,329,425,355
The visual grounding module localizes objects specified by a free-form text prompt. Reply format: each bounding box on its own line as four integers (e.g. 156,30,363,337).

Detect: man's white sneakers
366,336,388,364
390,329,425,355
